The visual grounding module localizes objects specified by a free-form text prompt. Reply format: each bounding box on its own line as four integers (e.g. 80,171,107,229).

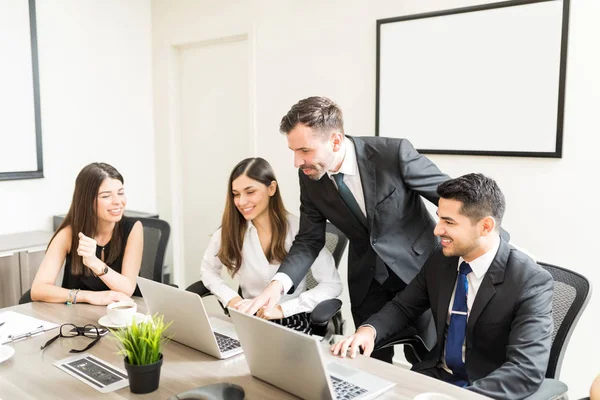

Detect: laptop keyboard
330,375,368,399
214,332,241,352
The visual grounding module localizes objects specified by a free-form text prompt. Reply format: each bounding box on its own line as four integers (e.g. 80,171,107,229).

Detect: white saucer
98,312,149,329
0,345,15,364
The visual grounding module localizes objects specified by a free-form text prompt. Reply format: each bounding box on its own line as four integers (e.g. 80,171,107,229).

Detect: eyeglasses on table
40,323,106,353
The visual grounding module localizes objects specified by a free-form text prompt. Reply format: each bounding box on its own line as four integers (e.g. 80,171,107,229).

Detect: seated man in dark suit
331,173,553,400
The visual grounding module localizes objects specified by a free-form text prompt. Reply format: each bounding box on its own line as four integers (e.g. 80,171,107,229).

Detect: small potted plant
112,314,172,394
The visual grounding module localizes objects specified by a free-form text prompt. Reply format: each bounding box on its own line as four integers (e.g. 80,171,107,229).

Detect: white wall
152,0,599,397
0,0,156,236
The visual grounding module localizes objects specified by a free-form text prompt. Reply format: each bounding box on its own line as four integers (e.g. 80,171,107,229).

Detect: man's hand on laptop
331,326,376,359
233,280,283,315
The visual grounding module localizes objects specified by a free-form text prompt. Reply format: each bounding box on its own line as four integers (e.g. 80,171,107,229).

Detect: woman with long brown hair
201,157,341,333
30,162,143,305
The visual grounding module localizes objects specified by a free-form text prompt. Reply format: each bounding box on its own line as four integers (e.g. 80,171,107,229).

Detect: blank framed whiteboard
376,0,570,158
0,0,43,180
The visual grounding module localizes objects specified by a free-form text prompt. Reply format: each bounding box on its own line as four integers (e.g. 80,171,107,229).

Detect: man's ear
268,180,277,196
480,216,496,236
331,132,344,152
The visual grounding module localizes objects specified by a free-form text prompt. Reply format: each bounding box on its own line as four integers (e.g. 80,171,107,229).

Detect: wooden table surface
0,299,491,400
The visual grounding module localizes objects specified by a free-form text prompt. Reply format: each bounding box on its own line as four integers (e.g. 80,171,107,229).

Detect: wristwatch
96,265,109,277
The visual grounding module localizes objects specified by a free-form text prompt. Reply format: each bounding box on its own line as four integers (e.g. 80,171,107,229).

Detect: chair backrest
306,222,348,290
324,222,349,268
539,261,592,379
138,217,171,283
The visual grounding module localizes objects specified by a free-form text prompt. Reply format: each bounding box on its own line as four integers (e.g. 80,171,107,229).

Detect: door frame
165,25,257,288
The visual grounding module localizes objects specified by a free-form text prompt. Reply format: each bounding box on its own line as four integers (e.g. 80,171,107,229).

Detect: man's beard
301,162,330,180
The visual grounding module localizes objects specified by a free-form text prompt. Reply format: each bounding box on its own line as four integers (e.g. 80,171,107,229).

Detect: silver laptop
137,277,243,359
229,308,395,400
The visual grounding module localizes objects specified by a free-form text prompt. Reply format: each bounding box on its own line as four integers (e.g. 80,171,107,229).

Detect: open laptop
137,277,243,359
229,308,395,400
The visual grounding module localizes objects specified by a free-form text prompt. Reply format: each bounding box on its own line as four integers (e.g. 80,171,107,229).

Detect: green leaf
110,313,173,365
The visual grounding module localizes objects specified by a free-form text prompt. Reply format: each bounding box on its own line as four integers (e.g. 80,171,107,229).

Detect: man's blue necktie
332,173,388,284
445,261,472,385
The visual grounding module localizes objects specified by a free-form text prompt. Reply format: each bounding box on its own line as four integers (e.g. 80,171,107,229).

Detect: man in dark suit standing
331,173,553,399
237,96,450,362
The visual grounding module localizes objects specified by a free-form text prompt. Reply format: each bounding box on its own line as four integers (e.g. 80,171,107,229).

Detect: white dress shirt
441,236,501,372
327,138,367,218
201,214,342,317
273,137,365,293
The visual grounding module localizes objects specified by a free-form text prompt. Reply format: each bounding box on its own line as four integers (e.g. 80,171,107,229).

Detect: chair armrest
310,299,342,327
522,379,568,400
185,281,212,297
19,289,33,305
374,326,428,363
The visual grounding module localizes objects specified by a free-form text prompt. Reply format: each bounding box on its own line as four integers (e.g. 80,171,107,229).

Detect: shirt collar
245,219,256,232
458,236,501,279
326,137,359,179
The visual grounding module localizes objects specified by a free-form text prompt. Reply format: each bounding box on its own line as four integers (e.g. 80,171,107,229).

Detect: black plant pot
124,354,163,394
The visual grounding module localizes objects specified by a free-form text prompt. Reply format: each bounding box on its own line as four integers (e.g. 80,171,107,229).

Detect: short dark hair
279,96,344,137
437,173,505,228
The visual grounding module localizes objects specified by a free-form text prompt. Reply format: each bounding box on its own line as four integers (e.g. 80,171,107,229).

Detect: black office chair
310,222,348,336
373,326,429,364
522,262,592,400
138,217,171,283
20,264,68,304
539,262,591,379
19,217,171,304
186,221,349,340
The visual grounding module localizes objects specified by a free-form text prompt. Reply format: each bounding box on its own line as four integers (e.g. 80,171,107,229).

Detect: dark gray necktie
332,173,367,226
333,173,388,284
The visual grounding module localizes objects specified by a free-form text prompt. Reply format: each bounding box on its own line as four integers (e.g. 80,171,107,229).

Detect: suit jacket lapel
349,136,376,229
316,173,340,204
466,238,509,345
316,171,367,234
436,256,459,343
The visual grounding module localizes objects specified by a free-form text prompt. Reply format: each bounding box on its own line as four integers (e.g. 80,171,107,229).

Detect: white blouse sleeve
200,231,240,307
279,246,342,317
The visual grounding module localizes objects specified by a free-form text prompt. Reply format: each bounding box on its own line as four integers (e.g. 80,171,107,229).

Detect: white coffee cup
106,301,137,326
413,393,457,400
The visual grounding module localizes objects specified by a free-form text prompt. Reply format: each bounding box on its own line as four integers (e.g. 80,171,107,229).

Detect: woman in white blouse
201,157,342,333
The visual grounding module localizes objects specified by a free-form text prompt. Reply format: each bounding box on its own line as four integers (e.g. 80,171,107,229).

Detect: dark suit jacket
278,136,449,306
365,239,554,400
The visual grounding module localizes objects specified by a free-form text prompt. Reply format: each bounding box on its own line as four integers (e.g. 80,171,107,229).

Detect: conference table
0,299,491,399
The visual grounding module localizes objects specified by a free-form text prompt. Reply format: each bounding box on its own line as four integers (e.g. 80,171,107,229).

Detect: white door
179,37,253,288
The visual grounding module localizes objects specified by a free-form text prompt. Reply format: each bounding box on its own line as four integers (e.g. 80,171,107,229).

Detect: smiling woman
200,157,342,335
29,163,143,305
